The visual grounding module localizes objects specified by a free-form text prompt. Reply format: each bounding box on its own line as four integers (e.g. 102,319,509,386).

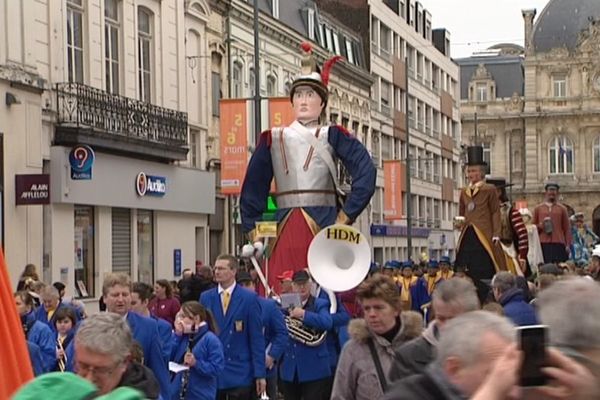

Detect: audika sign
69,145,95,180
135,172,166,197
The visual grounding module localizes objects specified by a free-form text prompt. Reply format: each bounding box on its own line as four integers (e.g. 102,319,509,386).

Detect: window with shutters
112,208,131,274
137,210,154,284
105,0,120,94
74,206,94,297
137,8,153,102
67,0,84,83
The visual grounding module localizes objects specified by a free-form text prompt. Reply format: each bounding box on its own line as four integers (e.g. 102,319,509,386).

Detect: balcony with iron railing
55,82,189,161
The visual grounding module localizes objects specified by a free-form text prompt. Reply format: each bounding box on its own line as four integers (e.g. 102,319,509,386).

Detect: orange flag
0,248,34,397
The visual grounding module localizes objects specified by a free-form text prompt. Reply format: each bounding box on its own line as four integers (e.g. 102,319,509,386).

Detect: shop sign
15,174,50,205
69,145,95,180
135,172,166,197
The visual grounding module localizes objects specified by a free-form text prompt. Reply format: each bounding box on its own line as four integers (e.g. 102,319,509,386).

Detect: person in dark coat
491,272,537,326
388,278,480,383
383,311,517,400
455,147,505,303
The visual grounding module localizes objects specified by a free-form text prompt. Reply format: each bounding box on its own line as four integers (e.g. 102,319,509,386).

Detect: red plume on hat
321,55,343,86
290,42,344,105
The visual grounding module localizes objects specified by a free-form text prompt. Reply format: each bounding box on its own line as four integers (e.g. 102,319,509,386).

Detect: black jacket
179,276,215,303
383,372,448,400
118,362,161,399
388,335,435,382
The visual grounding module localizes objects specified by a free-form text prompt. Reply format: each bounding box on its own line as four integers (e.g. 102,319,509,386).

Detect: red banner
384,160,403,220
269,97,295,127
220,99,248,195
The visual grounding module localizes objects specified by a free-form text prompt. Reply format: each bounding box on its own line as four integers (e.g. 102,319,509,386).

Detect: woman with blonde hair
331,275,423,400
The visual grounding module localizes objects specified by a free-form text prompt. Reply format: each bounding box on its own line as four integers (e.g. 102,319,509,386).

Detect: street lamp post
404,57,412,260
253,0,261,145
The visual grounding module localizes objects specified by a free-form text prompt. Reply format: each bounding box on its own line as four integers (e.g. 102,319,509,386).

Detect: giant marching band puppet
240,43,376,294
454,146,506,302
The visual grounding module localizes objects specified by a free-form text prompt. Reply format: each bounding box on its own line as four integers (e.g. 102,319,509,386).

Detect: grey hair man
384,311,517,400
388,278,480,382
74,312,160,398
538,278,600,377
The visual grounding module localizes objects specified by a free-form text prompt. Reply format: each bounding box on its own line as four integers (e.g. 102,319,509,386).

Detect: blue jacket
240,125,377,233
499,288,538,326
25,319,56,373
33,301,82,333
151,314,173,363
317,290,350,369
126,312,171,399
258,297,288,378
200,284,266,390
27,341,46,376
52,330,75,371
169,325,224,400
280,296,333,383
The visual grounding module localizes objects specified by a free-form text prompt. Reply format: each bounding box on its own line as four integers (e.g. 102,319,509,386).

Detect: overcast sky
421,0,551,59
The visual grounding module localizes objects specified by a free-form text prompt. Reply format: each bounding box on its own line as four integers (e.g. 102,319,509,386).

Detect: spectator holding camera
533,183,572,263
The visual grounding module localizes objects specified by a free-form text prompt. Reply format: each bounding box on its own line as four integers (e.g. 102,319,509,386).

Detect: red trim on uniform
335,124,351,137
259,130,272,148
510,207,529,259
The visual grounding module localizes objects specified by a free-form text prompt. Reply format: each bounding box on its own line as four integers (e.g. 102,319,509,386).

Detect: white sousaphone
307,224,371,312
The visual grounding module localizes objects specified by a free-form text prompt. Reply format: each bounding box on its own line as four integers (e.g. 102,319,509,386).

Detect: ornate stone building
459,0,600,234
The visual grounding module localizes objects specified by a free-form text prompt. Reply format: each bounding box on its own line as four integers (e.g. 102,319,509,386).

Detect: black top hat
486,177,514,189
465,146,487,166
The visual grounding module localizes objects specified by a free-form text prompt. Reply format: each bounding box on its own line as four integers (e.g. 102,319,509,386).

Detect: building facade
367,0,462,264
0,0,216,305
459,0,600,234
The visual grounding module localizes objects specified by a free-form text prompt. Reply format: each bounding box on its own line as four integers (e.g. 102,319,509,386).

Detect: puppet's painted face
292,86,324,123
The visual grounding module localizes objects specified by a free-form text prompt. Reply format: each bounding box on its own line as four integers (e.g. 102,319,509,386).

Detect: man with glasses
200,254,266,400
74,312,160,398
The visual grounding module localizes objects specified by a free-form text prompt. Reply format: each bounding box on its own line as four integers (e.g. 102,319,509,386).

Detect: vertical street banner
220,99,248,195
384,160,403,220
268,97,295,127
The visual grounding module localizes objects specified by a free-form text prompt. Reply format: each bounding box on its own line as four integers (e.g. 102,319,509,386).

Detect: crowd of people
11,252,600,400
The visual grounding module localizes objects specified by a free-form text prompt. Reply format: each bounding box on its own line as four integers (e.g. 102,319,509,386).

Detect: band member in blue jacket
317,286,350,379
170,301,224,400
280,271,333,400
200,255,266,400
102,273,171,399
237,271,288,400
15,290,56,372
131,281,173,363
240,42,376,295
34,286,82,333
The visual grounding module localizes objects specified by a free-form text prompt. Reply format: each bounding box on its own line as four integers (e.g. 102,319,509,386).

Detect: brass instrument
285,224,370,347
284,316,327,347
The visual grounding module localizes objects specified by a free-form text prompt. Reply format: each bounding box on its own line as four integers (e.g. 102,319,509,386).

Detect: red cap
277,270,294,281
